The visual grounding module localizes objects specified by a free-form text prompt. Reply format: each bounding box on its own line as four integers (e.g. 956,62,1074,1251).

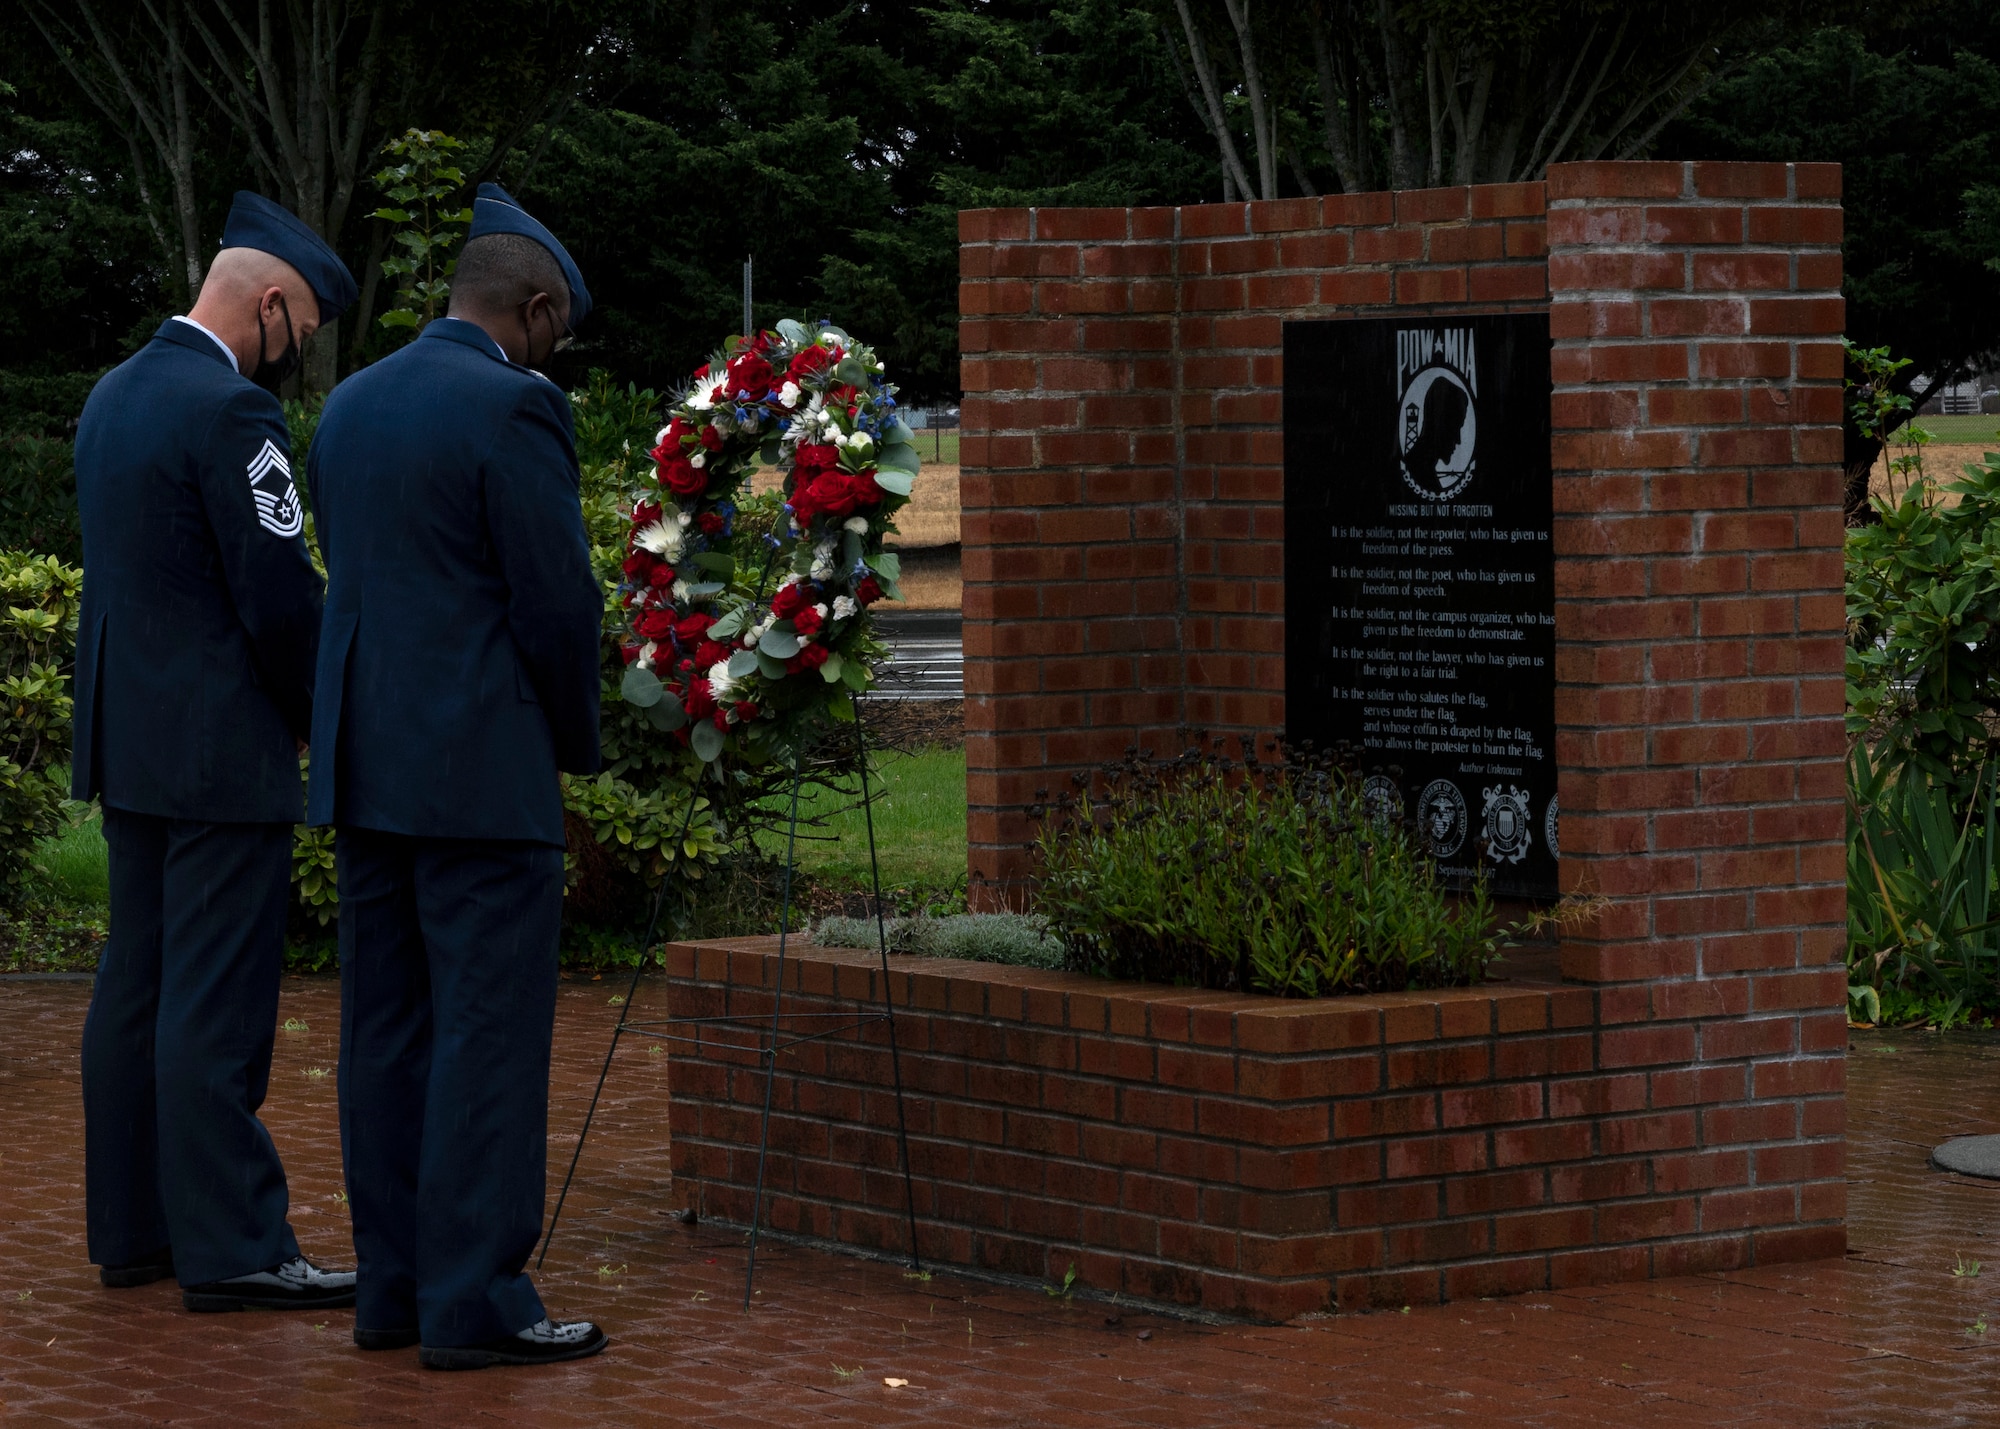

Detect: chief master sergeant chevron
71,191,358,1311
306,184,607,1369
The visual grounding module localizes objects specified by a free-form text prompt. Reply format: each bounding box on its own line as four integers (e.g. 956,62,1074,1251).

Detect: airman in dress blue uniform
74,192,359,1311
307,185,608,1369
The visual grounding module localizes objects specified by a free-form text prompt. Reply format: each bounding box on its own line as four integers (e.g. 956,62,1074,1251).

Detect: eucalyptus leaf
819,651,844,683
760,438,782,467
757,650,791,681
760,626,801,660
691,720,725,762
727,650,759,679
872,468,915,496
620,664,664,708
692,551,736,576
685,581,725,598
708,608,746,640
834,355,868,384
777,318,810,344
883,417,914,446
878,444,919,476
645,692,688,732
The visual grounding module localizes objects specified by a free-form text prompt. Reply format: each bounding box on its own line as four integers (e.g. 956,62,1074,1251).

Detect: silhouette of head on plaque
1399,369,1473,498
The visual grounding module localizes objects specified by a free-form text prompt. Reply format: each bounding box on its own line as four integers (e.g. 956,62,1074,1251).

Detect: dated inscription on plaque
1283,314,1556,900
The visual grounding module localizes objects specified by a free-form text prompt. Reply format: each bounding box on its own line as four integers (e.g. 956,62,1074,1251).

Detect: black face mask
251,294,301,393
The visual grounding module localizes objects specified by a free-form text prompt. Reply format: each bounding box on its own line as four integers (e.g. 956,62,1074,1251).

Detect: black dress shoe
100,1248,175,1289
419,1318,608,1370
182,1256,357,1312
354,1326,422,1351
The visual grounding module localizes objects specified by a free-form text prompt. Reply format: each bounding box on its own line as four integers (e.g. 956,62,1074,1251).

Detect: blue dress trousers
72,319,325,1286
306,318,601,1345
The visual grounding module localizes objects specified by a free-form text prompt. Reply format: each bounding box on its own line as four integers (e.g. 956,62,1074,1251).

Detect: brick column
958,208,1182,902
1546,160,1848,1263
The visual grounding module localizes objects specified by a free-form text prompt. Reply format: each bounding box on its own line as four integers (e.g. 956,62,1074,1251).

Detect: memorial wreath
614,319,917,764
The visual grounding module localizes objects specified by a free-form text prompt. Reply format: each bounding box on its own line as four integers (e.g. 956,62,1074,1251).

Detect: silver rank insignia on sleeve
247,438,304,537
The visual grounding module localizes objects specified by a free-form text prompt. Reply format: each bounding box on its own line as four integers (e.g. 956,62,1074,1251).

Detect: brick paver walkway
2,975,1998,1425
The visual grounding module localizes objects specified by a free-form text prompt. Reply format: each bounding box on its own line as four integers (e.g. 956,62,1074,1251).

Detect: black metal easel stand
537,706,922,1308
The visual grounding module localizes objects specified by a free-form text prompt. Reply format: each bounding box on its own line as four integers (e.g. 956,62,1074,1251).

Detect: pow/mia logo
1394,327,1478,501
1481,784,1532,865
1417,779,1467,858
1544,794,1560,861
247,438,303,537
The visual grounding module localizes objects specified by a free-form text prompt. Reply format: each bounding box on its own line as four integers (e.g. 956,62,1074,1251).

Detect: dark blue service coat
305,318,602,845
71,320,323,822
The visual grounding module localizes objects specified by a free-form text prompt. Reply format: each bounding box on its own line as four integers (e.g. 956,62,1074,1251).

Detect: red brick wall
664,935,1843,1318
960,184,1550,897
953,161,1848,1286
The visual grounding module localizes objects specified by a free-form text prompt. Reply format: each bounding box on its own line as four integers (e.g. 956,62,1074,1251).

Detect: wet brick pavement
3,974,1999,1426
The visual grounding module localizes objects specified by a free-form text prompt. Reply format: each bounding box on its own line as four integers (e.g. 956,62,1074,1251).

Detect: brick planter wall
662,935,1846,1319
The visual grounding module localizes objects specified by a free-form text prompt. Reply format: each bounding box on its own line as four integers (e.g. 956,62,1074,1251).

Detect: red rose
735,700,760,721
674,612,716,646
647,565,675,587
788,482,824,525
635,609,675,639
786,644,831,674
749,330,774,354
794,443,839,474
792,605,823,638
697,511,726,536
660,455,707,498
787,345,834,383
632,499,662,528
855,576,884,605
621,644,642,666
810,472,862,521
684,680,718,719
770,583,810,619
712,709,731,731
724,351,774,398
849,470,884,509
694,639,728,669
699,425,723,451
622,550,653,580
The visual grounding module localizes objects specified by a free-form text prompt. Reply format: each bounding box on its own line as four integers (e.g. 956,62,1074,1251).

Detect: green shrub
0,435,81,565
1848,739,2000,1025
812,912,1062,969
0,552,82,904
1035,742,1499,998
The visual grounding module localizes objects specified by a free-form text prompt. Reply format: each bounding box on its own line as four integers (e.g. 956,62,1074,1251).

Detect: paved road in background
874,611,962,700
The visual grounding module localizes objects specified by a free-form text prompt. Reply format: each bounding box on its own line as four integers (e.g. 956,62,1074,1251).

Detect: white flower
842,431,874,456
813,603,829,620
832,596,857,620
671,579,692,602
779,381,800,408
640,639,659,668
691,452,706,469
707,660,737,702
676,511,693,529
842,516,869,534
634,521,684,562
655,426,671,446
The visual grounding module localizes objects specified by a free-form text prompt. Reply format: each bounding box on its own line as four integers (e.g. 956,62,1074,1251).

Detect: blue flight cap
220,191,358,325
468,183,592,325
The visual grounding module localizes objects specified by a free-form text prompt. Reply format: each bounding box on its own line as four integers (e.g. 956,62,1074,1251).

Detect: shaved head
198,248,319,338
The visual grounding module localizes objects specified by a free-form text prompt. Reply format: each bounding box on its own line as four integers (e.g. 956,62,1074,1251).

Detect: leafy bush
1848,740,2000,1026
0,552,82,903
1034,741,1499,998
0,435,81,565
812,912,1062,969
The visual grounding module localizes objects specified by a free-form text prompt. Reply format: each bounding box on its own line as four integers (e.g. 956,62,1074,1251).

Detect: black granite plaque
1283,314,1556,900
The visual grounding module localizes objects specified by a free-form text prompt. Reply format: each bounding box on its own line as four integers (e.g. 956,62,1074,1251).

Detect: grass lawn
37,811,108,906
754,746,968,899
1913,415,2000,444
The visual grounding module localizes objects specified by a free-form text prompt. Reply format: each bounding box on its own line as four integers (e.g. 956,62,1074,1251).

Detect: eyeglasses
520,296,575,356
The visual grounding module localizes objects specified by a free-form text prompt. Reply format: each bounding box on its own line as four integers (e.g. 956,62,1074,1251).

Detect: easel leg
744,755,805,1308
855,704,922,1269
537,789,701,1271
